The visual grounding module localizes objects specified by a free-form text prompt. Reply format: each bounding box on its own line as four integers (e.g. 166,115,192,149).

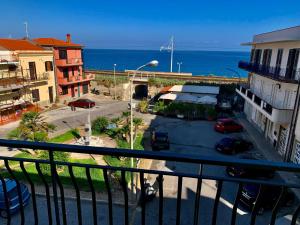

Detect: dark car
151,131,170,150
215,137,253,154
226,155,275,178
0,179,31,218
68,99,96,108
240,184,294,214
214,118,243,133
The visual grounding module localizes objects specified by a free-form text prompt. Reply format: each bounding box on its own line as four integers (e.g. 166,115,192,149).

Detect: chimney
66,34,71,43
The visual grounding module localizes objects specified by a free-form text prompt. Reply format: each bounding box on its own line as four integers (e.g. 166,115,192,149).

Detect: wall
18,51,56,105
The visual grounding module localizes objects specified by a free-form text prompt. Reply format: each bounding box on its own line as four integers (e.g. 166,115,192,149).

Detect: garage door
293,141,300,164
277,126,287,156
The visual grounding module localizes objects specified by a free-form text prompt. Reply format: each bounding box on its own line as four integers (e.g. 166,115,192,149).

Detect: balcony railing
238,61,299,84
56,58,83,67
0,139,300,225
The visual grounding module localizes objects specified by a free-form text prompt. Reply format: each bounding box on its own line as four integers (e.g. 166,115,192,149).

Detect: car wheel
0,210,8,218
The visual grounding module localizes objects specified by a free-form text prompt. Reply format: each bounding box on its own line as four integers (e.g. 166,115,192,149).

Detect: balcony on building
236,85,293,124
55,58,83,67
0,139,300,225
0,55,19,66
58,73,94,85
238,61,299,84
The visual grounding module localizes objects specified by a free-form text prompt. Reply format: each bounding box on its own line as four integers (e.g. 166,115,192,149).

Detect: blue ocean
83,49,249,77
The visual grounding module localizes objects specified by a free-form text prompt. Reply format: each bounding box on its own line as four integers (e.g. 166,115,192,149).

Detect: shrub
153,101,166,113
138,100,149,113
38,150,70,175
206,106,217,120
92,117,109,134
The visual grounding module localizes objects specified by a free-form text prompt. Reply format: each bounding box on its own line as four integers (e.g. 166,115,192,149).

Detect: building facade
237,25,300,163
34,35,93,100
0,39,56,123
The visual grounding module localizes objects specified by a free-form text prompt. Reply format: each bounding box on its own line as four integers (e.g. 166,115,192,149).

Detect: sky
1,0,300,51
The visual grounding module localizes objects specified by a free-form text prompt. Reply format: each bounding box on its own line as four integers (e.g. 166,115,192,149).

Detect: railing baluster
55,171,67,225
4,159,25,225
193,178,202,225
86,167,98,225
0,173,11,225
103,169,113,225
270,186,285,225
139,172,146,225
176,176,183,225
231,183,243,225
158,174,164,225
121,170,129,225
68,165,82,225
291,203,300,225
36,162,52,225
20,161,38,225
250,185,264,225
211,180,223,225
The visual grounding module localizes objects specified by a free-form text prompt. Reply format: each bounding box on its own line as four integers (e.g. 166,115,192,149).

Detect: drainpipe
52,48,60,102
284,74,300,162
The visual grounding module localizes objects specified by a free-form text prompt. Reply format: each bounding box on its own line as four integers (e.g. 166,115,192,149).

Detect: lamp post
129,60,158,192
226,68,241,84
113,64,117,99
177,62,182,73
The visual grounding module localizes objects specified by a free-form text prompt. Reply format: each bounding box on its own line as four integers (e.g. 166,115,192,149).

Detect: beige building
0,39,56,123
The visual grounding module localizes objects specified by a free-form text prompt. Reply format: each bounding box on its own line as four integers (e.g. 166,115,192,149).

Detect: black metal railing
238,61,299,84
0,139,300,225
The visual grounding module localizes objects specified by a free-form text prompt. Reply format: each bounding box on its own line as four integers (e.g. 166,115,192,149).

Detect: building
33,35,93,100
237,25,300,163
0,39,56,123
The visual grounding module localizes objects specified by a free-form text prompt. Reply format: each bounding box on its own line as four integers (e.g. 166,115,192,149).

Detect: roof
242,25,300,45
0,39,44,51
169,85,220,95
159,86,172,93
33,38,82,48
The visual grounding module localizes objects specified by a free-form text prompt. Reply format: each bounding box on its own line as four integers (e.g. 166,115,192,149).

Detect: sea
83,49,250,78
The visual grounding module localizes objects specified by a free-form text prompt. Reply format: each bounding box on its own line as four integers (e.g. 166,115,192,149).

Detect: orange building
34,34,93,100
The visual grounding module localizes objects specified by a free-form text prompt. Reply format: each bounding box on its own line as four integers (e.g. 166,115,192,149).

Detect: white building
237,25,300,163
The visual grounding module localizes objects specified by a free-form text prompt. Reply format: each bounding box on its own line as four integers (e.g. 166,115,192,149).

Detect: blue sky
1,0,300,51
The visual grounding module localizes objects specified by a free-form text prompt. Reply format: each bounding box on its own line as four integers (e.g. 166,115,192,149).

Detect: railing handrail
0,138,299,172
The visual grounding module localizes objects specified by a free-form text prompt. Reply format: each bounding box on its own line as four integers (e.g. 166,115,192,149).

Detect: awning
159,93,178,101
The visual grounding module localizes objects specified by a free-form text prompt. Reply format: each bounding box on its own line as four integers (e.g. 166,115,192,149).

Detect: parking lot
137,115,297,225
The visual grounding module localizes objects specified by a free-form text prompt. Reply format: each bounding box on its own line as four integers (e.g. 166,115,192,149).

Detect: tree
92,116,109,134
15,112,56,142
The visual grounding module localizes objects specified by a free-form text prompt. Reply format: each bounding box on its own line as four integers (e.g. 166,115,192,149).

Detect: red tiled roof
0,39,44,51
33,38,82,48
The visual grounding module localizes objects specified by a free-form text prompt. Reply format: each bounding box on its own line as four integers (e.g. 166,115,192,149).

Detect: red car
214,118,243,133
68,99,95,108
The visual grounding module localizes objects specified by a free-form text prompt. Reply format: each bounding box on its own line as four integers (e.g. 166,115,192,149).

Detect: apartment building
33,34,93,100
237,25,300,163
0,39,56,123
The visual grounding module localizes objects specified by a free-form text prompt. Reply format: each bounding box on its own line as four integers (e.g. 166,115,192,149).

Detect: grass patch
3,158,105,191
50,129,80,143
116,133,144,150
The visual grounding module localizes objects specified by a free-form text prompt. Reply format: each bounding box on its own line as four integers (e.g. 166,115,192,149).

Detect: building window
45,61,53,71
59,49,67,59
62,86,68,95
63,68,69,78
72,67,75,76
32,89,40,102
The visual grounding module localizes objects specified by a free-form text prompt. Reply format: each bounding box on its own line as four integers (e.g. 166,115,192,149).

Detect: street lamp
129,60,158,193
177,62,182,73
113,64,117,99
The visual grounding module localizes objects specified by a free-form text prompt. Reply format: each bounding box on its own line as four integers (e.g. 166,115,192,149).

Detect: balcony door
286,49,299,79
275,49,283,75
29,62,37,80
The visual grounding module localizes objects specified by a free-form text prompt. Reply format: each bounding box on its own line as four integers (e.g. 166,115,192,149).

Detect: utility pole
160,36,174,73
24,22,29,39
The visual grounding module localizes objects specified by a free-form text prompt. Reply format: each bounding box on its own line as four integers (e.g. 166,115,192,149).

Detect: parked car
0,179,31,218
215,137,253,154
226,155,275,178
151,131,170,150
68,99,95,108
214,118,243,133
240,184,294,214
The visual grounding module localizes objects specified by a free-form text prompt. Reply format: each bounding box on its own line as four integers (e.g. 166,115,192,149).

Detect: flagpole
170,36,174,72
